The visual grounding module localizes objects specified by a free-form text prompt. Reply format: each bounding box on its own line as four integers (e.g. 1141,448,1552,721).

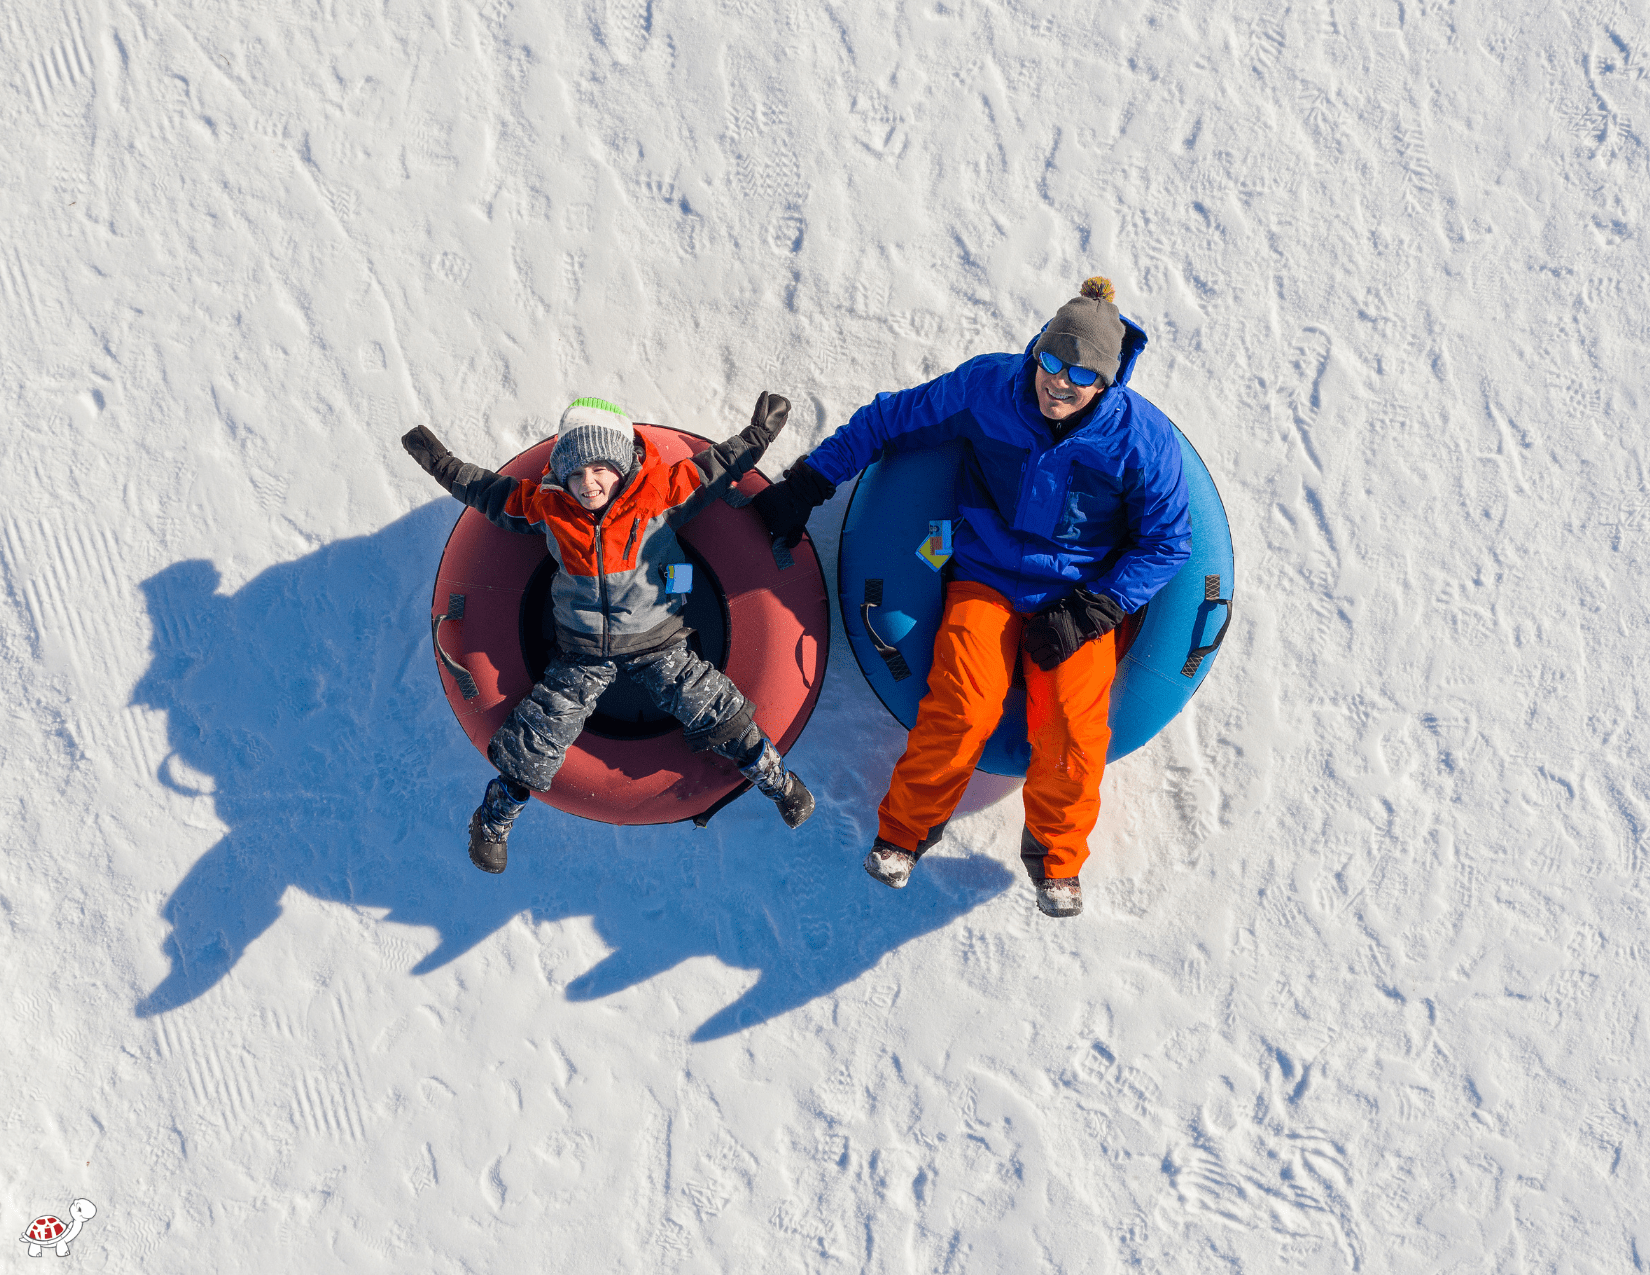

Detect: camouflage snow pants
486,640,770,793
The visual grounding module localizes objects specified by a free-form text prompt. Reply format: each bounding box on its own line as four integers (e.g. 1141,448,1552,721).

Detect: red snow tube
429,425,830,826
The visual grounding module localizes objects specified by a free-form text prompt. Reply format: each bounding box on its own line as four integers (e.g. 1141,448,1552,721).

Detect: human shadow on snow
132,503,1011,1040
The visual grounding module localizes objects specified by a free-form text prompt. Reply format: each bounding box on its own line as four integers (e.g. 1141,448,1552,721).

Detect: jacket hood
1113,313,1148,387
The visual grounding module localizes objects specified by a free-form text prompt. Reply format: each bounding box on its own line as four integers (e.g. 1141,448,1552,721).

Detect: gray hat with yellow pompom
1032,276,1126,388
550,397,637,485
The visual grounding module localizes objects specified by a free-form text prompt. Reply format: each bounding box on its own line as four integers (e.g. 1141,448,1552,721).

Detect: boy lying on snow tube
402,393,814,873
754,276,1193,920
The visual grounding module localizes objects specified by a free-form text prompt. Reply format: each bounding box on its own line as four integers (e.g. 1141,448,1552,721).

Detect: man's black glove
401,425,464,494
1022,588,1127,671
740,391,790,452
752,458,837,548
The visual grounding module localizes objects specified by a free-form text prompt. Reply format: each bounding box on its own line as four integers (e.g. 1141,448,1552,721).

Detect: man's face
567,463,623,510
1034,364,1103,422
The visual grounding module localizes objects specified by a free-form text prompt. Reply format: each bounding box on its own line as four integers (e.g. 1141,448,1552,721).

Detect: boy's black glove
402,425,463,493
692,392,793,498
740,391,790,451
753,458,837,548
1022,588,1127,671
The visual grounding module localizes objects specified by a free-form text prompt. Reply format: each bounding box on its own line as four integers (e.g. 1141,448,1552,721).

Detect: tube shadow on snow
131,502,1012,1039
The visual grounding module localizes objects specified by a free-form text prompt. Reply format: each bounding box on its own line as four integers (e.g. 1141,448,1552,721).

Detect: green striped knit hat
550,397,637,485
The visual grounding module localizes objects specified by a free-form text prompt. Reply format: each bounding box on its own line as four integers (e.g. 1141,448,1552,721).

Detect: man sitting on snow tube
754,276,1191,918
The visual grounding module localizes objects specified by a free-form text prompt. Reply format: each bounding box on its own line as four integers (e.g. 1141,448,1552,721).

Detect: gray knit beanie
1031,276,1126,388
550,397,637,485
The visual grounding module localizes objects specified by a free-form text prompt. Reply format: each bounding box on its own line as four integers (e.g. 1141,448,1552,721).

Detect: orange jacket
450,430,759,656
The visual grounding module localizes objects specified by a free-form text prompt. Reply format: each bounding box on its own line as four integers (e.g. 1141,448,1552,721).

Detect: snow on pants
487,640,763,793
876,579,1118,881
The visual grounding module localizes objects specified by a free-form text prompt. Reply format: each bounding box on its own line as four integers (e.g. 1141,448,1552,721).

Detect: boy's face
566,462,623,510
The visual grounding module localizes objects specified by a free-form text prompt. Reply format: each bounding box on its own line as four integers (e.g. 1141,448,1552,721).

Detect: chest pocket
1054,463,1130,543
962,435,1031,516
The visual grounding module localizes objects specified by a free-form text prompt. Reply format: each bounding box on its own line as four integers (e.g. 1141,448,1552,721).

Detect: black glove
402,425,463,493
1022,588,1127,671
739,391,791,452
752,458,837,548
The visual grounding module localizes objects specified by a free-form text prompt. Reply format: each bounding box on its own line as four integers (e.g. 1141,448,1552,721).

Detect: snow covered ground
3,0,1648,1268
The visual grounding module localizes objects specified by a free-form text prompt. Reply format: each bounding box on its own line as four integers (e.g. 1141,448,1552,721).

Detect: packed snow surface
3,0,1647,1269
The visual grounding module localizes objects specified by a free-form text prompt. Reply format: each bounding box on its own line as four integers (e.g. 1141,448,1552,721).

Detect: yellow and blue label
663,563,694,594
915,520,953,572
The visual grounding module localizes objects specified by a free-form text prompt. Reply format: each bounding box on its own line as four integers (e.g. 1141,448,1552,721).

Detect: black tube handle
1181,575,1232,678
860,579,912,682
432,592,480,700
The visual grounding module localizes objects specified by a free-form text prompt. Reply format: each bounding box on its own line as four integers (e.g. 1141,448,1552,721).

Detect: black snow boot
739,740,814,829
468,776,530,874
773,773,815,828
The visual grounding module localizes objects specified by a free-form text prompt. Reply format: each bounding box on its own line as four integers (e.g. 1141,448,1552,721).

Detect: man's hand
752,458,837,549
1022,588,1127,671
402,425,462,493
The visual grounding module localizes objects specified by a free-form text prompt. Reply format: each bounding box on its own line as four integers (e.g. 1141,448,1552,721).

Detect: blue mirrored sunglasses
1037,349,1102,387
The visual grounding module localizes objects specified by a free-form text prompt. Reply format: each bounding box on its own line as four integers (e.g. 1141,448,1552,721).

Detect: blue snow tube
837,425,1233,775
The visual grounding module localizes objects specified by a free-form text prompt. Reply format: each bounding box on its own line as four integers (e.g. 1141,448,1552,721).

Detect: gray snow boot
863,820,947,890
740,741,815,829
468,776,530,874
1020,827,1082,917
863,838,919,888
1034,877,1083,918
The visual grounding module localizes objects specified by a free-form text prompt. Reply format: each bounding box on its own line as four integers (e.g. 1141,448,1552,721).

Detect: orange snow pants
876,580,1118,880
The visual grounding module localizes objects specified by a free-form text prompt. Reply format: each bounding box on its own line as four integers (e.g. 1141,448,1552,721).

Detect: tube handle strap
432,592,481,700
1181,575,1232,678
861,579,912,682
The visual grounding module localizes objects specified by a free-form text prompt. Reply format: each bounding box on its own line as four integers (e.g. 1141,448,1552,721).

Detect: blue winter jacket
805,316,1192,613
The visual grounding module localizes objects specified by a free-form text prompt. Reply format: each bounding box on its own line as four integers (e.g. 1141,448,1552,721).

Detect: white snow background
1,0,1646,1269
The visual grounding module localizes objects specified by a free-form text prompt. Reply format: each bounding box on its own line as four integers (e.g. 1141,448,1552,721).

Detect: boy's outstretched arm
401,425,540,534
665,392,790,527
